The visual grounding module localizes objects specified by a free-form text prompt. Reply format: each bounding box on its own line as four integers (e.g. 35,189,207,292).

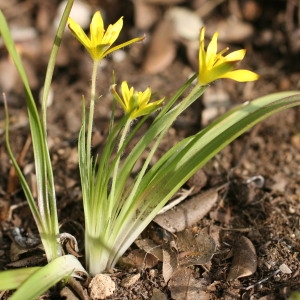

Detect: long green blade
110,91,300,266
0,267,40,290
9,255,86,300
115,77,203,203
0,11,46,229
0,0,74,261
146,92,300,192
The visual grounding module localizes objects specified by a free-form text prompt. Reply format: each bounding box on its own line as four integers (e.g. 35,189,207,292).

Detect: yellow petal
68,17,91,50
139,88,151,106
206,32,219,68
111,83,126,111
220,69,259,82
198,26,259,85
224,49,246,62
69,11,144,62
131,97,164,119
121,81,132,112
121,81,129,95
102,17,123,46
90,11,104,49
199,27,207,74
105,35,145,57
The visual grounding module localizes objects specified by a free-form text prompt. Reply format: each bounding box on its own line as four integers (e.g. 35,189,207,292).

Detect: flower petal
90,11,104,47
132,98,164,119
102,17,123,46
69,11,144,62
224,49,246,62
138,88,152,106
121,81,133,112
111,84,126,111
105,36,145,57
116,82,164,119
68,17,91,50
206,32,219,69
199,28,207,74
198,26,259,85
220,69,259,82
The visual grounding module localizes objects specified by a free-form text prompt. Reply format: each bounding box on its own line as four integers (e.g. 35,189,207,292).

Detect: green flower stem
109,119,131,216
86,236,111,275
84,59,98,226
82,60,99,273
85,118,132,275
87,60,99,174
108,84,206,267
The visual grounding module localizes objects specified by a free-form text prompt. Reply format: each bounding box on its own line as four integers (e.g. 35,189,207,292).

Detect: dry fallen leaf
121,273,141,288
143,18,176,74
133,0,161,30
151,288,168,300
186,169,208,195
154,189,218,232
135,238,164,261
162,245,178,283
227,235,257,281
168,267,209,300
66,277,89,300
176,228,216,267
60,286,79,300
206,19,254,43
119,249,159,270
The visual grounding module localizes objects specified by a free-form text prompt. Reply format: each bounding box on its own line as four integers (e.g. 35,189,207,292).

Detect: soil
0,0,300,299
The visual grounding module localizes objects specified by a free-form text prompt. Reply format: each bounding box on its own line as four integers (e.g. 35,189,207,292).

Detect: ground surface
0,0,300,299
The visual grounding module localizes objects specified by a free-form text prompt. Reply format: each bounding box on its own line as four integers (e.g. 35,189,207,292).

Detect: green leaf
9,255,86,300
115,75,202,207
0,0,74,261
289,292,300,300
108,91,300,267
146,91,300,191
0,267,40,290
41,0,74,128
0,10,50,245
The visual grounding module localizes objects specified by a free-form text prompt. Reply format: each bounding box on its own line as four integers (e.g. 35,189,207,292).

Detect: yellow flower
111,81,164,119
68,11,144,61
198,27,259,85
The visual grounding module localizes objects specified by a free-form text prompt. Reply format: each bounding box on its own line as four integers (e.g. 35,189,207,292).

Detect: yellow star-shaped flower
68,11,144,61
111,81,164,119
198,27,259,85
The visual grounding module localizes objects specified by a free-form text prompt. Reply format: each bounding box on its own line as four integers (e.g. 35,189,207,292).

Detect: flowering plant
198,27,258,85
1,1,300,298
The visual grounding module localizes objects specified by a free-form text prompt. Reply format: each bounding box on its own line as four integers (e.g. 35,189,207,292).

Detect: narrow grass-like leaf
0,11,57,258
145,91,300,189
3,97,43,229
108,91,300,267
0,0,74,261
39,0,75,253
9,255,86,300
86,80,206,273
41,0,74,128
0,267,40,290
115,76,203,207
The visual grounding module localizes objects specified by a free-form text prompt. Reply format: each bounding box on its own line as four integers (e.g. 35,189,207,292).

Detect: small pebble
121,273,140,288
89,274,115,300
166,7,203,41
279,263,292,274
54,0,92,30
112,50,127,63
